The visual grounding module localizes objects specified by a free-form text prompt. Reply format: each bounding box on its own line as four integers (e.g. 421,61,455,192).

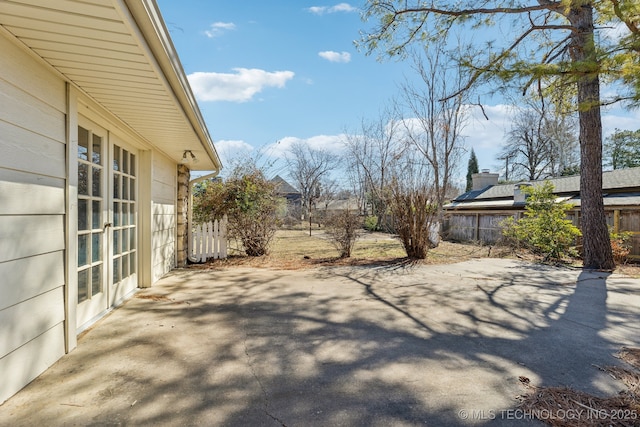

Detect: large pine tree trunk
570,3,615,270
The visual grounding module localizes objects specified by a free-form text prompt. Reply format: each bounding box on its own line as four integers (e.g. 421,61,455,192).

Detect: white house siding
0,32,67,403
152,153,177,283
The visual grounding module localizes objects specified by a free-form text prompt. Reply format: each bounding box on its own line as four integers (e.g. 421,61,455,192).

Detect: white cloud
318,51,351,63
188,68,295,102
602,107,640,137
214,139,254,167
463,104,512,148
308,3,357,15
458,104,513,172
263,135,348,159
204,22,236,38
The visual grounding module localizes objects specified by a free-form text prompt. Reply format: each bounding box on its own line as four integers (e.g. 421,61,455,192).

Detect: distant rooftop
270,175,300,195
454,167,640,202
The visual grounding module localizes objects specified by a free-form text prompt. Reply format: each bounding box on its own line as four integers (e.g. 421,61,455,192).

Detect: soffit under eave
0,0,220,171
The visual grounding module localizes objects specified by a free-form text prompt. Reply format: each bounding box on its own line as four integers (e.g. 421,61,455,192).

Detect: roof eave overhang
122,0,221,171
0,0,221,172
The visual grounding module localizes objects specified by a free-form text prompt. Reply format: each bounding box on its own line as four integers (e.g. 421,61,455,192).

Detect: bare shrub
388,178,439,259
325,210,362,258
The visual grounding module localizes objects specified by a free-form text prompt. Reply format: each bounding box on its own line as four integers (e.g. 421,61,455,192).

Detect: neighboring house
317,198,360,213
271,175,302,206
0,0,221,403
443,168,640,259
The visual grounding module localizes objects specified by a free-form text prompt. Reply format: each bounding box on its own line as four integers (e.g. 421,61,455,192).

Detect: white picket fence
190,216,228,262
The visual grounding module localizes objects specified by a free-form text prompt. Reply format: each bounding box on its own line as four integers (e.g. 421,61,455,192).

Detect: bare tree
500,108,552,181
398,46,468,214
544,104,579,177
317,177,339,224
286,142,340,235
499,97,579,181
343,107,405,230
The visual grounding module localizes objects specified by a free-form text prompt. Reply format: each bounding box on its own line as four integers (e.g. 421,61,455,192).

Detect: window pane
130,227,136,250
123,150,129,174
113,146,120,171
78,199,88,230
130,179,136,201
129,252,136,274
122,254,129,278
122,203,128,226
113,175,120,199
91,265,102,296
78,235,88,266
78,127,89,160
78,269,89,303
130,203,135,226
92,134,101,165
92,167,101,197
113,202,120,227
113,229,120,255
92,233,101,263
130,154,136,176
123,176,129,200
92,201,101,229
113,257,120,284
122,228,129,252
78,163,88,196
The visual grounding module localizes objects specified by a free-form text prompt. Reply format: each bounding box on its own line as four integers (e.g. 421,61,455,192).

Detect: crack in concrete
242,320,287,427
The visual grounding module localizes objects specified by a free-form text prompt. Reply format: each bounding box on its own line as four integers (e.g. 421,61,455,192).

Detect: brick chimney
513,183,531,204
471,170,499,191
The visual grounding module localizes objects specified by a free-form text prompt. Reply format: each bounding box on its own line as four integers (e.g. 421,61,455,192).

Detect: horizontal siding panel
152,182,175,204
153,214,176,231
0,251,64,311
0,287,65,359
153,228,176,250
152,244,175,283
0,78,65,142
0,122,65,178
153,154,176,185
0,169,65,215
152,203,175,216
0,32,66,112
0,215,64,263
0,322,65,405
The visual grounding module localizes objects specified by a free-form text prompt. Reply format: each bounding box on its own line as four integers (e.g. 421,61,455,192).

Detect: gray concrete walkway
1,259,639,426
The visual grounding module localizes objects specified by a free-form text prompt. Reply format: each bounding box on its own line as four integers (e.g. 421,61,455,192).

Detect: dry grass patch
191,227,640,276
193,228,520,270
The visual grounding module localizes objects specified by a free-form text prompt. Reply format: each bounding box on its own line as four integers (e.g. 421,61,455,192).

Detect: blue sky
156,1,639,185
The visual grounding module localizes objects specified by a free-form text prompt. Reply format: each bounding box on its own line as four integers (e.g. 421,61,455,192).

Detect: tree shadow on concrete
1,261,639,427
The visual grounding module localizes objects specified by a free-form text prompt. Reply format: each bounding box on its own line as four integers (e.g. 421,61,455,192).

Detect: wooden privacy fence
443,209,640,260
190,216,228,262
443,213,513,244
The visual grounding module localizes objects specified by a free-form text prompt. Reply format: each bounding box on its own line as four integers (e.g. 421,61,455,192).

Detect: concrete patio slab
1,258,639,426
